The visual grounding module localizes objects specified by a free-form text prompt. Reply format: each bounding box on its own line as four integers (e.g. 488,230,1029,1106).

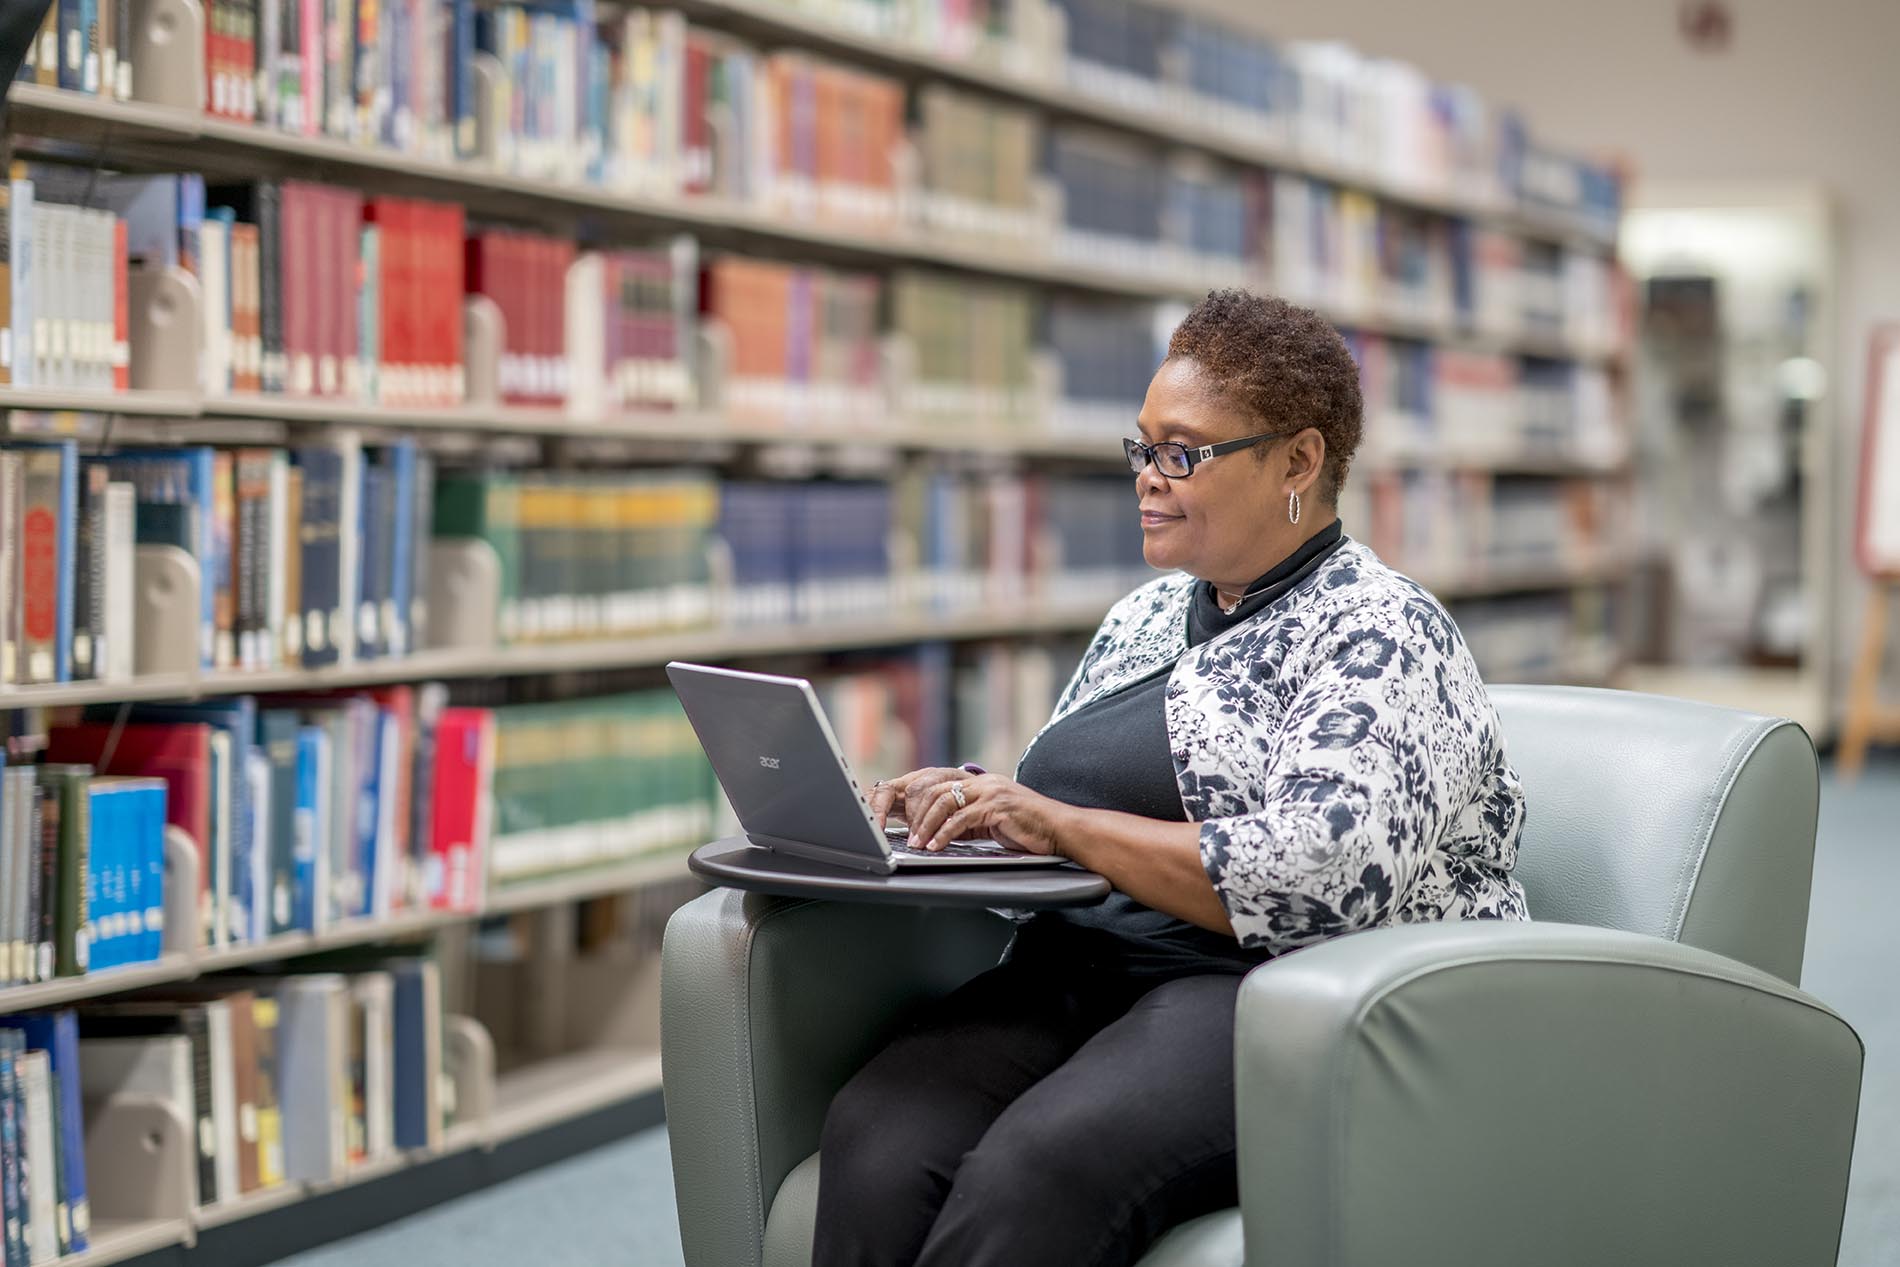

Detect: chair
661,686,1864,1267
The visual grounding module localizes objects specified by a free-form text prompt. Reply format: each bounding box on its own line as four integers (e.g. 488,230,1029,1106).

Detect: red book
44,722,214,929
437,203,466,403
546,236,575,406
332,187,363,398
428,708,493,913
280,183,311,395
682,36,712,195
112,217,129,390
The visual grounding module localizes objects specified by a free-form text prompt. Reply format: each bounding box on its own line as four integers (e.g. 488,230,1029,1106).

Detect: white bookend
78,1034,200,1210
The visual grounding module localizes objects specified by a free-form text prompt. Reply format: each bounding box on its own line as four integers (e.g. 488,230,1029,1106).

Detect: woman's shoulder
1102,570,1196,630
1309,538,1457,622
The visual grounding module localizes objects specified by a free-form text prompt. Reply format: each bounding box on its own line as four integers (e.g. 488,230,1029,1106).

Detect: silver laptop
666,662,1069,873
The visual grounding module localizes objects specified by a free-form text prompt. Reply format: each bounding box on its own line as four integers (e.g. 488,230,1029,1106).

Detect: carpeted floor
272,755,1900,1267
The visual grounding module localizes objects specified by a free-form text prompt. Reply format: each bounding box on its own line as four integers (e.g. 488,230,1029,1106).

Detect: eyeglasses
1123,429,1295,478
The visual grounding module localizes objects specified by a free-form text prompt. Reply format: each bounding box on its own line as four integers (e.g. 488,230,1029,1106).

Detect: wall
1189,0,1900,715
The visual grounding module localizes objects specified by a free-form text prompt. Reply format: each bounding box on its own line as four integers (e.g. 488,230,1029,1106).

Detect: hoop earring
1287,490,1301,525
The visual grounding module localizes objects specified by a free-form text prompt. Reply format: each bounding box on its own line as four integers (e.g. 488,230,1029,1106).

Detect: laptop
666,662,1070,874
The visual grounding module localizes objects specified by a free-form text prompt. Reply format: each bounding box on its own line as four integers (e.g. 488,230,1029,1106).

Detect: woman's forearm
1052,805,1235,938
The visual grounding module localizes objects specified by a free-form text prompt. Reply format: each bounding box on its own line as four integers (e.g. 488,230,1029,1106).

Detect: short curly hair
1164,289,1363,502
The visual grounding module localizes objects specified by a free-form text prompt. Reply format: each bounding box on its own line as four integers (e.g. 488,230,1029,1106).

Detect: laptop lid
666,661,889,861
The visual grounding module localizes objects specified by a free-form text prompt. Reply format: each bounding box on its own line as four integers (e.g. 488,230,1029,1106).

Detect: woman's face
1133,357,1322,589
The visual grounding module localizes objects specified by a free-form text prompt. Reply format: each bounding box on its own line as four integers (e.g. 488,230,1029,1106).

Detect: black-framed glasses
1123,429,1294,478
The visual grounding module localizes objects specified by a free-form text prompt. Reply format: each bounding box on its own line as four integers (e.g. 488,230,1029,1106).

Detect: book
0,1014,85,1255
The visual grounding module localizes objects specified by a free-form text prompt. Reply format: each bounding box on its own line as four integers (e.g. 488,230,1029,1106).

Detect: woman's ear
1284,428,1328,495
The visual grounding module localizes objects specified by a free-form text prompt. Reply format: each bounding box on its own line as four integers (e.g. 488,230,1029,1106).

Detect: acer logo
759,756,781,769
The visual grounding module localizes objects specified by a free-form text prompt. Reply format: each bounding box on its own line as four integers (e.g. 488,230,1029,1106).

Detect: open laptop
666,662,1069,873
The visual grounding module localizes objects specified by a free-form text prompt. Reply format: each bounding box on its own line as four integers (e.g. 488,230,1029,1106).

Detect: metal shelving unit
5,84,1618,365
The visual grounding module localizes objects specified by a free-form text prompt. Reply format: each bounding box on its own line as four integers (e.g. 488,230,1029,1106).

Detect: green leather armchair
661,686,1864,1267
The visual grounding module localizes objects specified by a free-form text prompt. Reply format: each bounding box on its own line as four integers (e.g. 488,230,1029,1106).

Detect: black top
1012,520,1348,977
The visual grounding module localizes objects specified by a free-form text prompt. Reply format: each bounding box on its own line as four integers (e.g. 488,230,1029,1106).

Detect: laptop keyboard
889,840,1018,859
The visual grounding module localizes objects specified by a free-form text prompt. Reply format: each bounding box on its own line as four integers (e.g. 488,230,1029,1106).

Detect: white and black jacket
1018,537,1530,957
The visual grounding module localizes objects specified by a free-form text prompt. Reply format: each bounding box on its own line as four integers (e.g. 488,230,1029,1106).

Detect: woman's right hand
867,768,975,835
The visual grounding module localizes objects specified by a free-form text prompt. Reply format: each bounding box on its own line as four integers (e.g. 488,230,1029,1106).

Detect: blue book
290,446,344,668
353,705,386,921
256,712,301,938
54,0,80,91
0,1030,23,1267
358,463,389,660
292,724,329,933
0,1015,86,1255
85,781,118,973
138,781,167,963
379,441,417,659
389,959,437,1150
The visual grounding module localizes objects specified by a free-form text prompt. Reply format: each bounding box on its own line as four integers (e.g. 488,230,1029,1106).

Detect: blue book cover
358,463,389,660
389,959,434,1150
0,1015,86,1255
291,447,344,668
293,724,329,933
378,441,416,659
353,702,385,920
0,1030,22,1267
54,0,80,91
84,782,117,973
117,785,143,967
139,781,167,964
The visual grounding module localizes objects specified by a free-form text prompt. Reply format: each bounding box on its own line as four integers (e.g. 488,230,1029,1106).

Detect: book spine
0,1038,24,1267
18,448,64,685
0,454,18,685
258,183,285,393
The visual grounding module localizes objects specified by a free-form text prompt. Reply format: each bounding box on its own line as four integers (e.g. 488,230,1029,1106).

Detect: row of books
721,472,1146,625
0,763,167,989
1353,470,1626,585
15,3,1619,276
1348,337,1621,466
0,433,433,686
3,162,1620,426
1454,590,1620,684
1043,0,1620,234
479,691,717,893
0,959,445,1250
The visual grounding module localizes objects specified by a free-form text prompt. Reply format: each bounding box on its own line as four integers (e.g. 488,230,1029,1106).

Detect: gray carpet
273,756,1900,1267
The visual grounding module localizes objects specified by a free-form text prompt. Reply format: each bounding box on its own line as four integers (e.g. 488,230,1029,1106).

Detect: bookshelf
0,0,1631,1259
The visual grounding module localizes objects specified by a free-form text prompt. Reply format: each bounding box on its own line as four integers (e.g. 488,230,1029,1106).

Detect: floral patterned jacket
1017,537,1530,956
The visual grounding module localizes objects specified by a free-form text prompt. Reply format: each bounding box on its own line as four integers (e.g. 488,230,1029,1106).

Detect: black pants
813,927,1244,1267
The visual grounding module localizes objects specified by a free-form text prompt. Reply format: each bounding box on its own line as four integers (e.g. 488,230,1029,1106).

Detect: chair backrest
1489,685,1819,985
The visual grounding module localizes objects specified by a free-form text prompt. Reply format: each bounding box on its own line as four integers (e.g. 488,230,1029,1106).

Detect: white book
351,972,395,1164
209,730,233,950
203,999,241,1205
276,976,349,1184
564,251,605,420
0,453,17,684
100,482,136,682
200,217,230,396
21,1049,59,1264
247,750,272,943
6,767,30,987
8,176,33,388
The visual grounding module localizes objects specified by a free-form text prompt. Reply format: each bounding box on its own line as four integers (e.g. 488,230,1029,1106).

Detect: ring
950,782,966,809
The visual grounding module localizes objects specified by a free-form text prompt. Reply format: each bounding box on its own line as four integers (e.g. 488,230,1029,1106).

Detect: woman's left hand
906,774,1074,856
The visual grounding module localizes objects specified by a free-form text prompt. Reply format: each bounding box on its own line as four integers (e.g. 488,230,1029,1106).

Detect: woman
817,289,1529,1266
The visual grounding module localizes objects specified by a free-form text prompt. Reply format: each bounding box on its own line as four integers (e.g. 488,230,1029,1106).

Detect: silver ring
950,782,966,810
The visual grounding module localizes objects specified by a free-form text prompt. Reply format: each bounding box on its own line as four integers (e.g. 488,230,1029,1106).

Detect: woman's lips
1141,510,1183,527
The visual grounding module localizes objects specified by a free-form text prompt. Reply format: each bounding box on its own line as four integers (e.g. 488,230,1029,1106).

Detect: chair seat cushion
763,1151,1242,1267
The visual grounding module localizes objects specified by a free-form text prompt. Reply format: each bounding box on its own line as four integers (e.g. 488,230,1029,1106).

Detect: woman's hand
867,768,974,834
901,773,1074,857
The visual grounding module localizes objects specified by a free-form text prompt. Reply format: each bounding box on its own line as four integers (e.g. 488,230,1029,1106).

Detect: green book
431,473,520,643
36,766,89,978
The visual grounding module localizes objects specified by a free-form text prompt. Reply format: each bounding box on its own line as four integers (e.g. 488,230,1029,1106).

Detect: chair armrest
1235,921,1862,1267
661,888,1013,1267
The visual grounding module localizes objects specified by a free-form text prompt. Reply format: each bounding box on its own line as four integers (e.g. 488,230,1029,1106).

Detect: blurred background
0,0,1895,1264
